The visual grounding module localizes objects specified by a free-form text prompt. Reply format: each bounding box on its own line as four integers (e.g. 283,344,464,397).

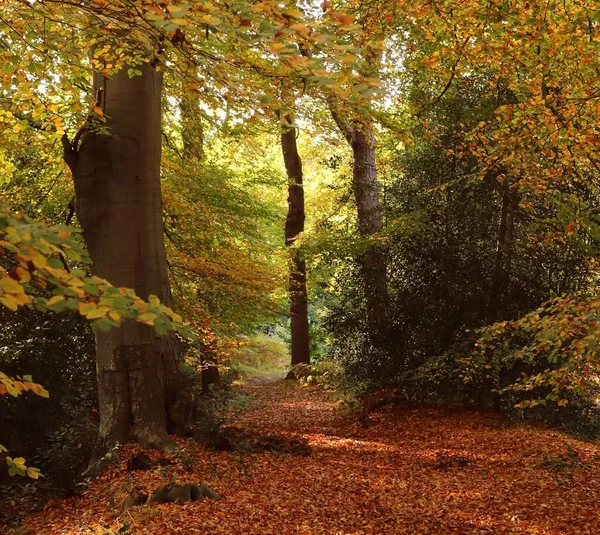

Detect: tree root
117,483,220,510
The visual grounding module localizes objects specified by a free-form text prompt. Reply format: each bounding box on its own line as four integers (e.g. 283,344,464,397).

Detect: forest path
20,380,600,534
244,372,287,386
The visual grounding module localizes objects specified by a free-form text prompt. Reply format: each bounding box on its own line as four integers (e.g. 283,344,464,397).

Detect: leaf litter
13,380,600,534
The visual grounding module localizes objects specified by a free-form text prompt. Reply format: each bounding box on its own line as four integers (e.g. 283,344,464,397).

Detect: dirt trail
16,379,600,534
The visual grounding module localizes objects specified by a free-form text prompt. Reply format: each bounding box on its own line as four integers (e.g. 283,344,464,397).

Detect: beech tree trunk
281,117,310,365
65,64,195,460
330,109,388,336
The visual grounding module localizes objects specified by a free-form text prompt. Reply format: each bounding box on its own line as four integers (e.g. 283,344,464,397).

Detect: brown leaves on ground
12,381,600,534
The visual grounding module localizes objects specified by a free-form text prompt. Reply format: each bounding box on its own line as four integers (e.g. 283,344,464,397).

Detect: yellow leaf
30,250,47,269
85,307,107,320
137,312,157,325
108,311,121,322
46,295,65,306
270,42,287,54
14,267,31,283
0,276,22,293
27,468,39,479
79,302,97,315
0,295,19,311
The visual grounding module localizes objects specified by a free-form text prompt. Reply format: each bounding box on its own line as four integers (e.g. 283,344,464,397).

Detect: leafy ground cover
6,379,600,534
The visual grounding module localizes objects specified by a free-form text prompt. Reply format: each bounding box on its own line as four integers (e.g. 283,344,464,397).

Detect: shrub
0,305,97,492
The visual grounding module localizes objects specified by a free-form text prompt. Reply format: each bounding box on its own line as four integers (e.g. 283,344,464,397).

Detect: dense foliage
324,71,600,433
0,307,96,491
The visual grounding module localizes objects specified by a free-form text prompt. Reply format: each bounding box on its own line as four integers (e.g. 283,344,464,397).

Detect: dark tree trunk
65,64,195,460
330,108,388,336
281,117,310,366
487,176,519,323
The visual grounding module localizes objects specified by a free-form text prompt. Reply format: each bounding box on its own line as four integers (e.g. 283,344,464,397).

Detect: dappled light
7,381,600,534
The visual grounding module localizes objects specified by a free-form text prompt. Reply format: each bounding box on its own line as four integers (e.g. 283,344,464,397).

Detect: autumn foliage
1,0,600,531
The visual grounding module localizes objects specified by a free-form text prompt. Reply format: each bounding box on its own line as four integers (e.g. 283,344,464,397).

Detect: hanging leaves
0,202,194,338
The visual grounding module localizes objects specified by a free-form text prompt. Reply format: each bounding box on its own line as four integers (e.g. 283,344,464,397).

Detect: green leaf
64,248,82,261
93,319,114,333
83,282,100,296
47,258,63,269
64,298,80,310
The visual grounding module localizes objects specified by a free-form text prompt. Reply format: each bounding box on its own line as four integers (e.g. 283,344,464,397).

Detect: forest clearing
6,377,600,535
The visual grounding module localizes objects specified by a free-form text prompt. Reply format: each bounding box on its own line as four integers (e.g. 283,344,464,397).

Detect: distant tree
280,112,311,365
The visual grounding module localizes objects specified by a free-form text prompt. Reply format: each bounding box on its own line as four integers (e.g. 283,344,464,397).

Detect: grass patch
228,334,289,379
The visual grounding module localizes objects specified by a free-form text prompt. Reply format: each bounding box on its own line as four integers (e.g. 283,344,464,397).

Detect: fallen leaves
11,381,600,534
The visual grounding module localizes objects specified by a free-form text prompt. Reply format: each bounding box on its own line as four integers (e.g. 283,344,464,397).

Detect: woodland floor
9,379,600,534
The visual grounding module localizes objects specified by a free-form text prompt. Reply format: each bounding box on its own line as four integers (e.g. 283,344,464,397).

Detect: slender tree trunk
65,64,195,460
281,116,310,365
179,89,221,389
180,90,204,161
487,176,519,323
330,108,388,336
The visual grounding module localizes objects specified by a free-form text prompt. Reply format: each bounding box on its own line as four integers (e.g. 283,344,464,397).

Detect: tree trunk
281,117,310,365
66,63,195,460
330,108,388,336
487,176,519,324
180,90,204,161
178,88,221,390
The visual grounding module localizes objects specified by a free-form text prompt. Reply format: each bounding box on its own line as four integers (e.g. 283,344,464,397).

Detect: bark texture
330,108,389,336
281,118,310,365
65,64,195,460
